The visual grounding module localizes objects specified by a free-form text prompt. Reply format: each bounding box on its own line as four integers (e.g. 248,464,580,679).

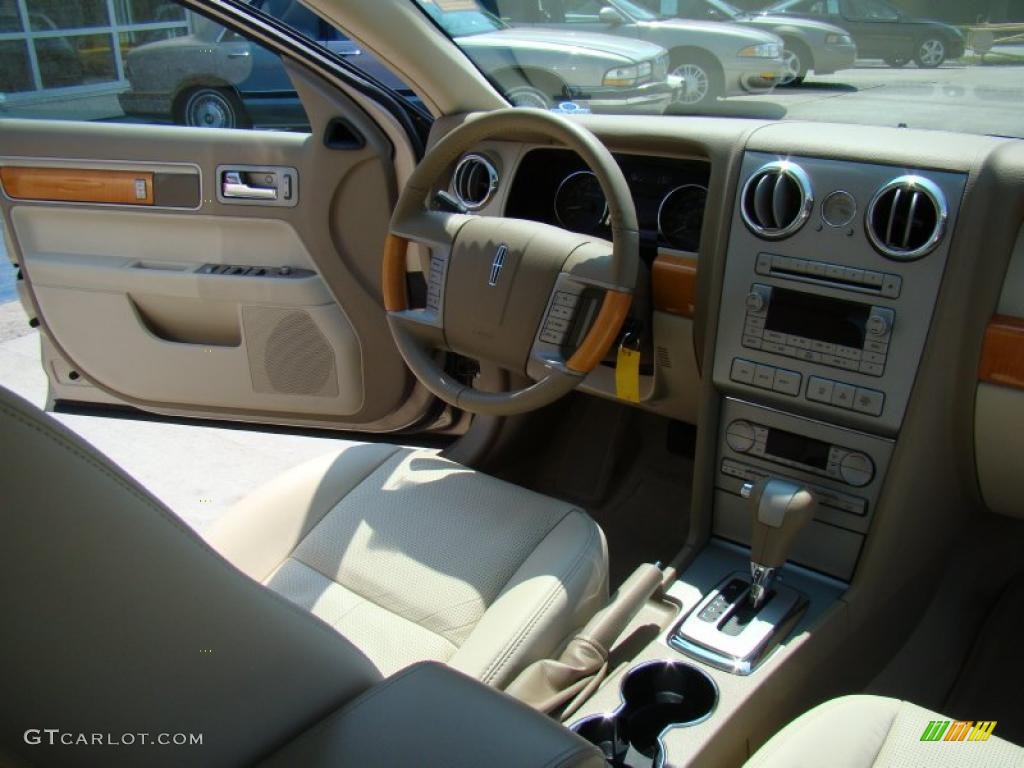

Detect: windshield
611,0,660,21
687,0,743,19
421,2,508,35
411,0,1023,140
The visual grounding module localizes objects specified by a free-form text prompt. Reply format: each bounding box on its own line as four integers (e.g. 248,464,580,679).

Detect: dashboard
493,148,708,257
437,116,1024,587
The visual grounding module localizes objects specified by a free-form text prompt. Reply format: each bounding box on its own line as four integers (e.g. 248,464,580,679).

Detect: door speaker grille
243,306,338,397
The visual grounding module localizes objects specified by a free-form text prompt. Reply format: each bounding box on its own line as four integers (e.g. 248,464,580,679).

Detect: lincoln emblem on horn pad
488,243,508,287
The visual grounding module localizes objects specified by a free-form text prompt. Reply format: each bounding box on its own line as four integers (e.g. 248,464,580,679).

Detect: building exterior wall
0,0,189,105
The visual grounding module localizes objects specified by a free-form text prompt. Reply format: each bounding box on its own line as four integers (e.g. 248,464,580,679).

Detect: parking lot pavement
0,297,372,533
729,62,1024,137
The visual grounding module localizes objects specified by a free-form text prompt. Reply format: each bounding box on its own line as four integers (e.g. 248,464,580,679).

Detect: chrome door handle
221,171,277,200
216,165,297,207
227,50,251,59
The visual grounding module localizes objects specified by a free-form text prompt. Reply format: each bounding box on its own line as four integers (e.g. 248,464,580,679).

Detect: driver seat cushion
205,444,609,688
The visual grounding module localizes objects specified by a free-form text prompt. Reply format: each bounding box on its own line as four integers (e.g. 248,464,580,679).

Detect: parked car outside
418,2,678,113
119,0,413,129
760,0,965,68
494,0,787,108
120,0,678,126
654,0,856,85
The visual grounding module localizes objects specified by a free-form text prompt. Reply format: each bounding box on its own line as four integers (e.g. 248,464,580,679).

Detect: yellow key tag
615,335,641,404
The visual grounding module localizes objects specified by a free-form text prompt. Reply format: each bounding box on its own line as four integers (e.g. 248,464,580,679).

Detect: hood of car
460,28,665,62
639,18,782,45
742,15,851,37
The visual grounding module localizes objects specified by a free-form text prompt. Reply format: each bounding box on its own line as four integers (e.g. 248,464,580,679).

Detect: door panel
0,58,428,432
11,205,363,415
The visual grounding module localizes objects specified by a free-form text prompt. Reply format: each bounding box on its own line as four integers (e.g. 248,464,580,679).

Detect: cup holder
572,661,718,767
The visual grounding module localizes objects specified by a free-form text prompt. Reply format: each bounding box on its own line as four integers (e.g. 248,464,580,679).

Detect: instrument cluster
505,149,710,256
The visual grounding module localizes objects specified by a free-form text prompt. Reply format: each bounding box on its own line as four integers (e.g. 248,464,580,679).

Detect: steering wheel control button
553,291,580,308
730,358,756,385
853,387,885,416
772,368,802,397
540,329,566,345
544,317,570,334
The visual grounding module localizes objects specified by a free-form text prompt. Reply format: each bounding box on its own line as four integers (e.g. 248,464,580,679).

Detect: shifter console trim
668,572,807,676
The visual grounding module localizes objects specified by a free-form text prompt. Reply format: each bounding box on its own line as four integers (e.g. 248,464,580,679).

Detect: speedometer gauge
554,171,608,234
658,184,708,252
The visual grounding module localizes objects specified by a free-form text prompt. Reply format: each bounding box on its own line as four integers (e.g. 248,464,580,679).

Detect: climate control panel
725,419,874,487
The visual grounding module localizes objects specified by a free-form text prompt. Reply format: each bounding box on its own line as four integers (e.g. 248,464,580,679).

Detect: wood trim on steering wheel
567,290,633,374
382,234,410,312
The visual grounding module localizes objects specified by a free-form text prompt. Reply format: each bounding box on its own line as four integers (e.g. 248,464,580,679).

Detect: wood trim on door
0,167,154,206
979,314,1024,389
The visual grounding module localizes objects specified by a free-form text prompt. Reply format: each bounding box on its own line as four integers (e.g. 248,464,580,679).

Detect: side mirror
599,6,626,25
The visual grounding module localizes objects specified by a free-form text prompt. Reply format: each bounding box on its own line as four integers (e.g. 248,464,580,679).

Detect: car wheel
670,59,721,107
914,37,946,68
779,44,808,87
180,87,249,129
504,86,552,109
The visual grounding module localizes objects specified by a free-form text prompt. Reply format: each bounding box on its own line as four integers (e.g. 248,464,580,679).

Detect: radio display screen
766,428,831,471
765,288,868,349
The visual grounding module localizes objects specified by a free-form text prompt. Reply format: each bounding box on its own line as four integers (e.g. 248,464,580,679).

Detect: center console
710,152,966,582
568,143,970,767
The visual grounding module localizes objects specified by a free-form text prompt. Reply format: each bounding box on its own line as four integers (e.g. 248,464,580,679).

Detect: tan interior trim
567,290,633,374
979,314,1024,389
0,166,154,205
382,234,410,311
652,252,698,319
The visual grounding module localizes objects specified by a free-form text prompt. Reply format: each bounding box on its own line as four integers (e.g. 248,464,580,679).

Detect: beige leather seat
745,695,1024,768
204,442,609,686
0,384,604,767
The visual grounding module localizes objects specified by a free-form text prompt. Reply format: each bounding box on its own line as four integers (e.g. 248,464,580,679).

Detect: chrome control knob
866,314,891,336
839,451,874,487
726,420,757,453
745,291,766,313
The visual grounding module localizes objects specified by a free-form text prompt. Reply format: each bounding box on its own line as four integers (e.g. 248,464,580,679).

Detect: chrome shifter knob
742,479,817,610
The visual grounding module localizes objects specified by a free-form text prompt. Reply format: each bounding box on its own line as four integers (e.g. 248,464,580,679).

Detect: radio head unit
714,152,966,436
743,284,893,378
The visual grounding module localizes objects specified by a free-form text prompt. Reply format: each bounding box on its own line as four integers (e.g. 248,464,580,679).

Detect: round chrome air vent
866,175,947,261
740,160,814,240
451,154,498,211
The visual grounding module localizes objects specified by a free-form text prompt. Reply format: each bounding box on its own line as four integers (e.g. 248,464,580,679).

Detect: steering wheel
383,109,639,416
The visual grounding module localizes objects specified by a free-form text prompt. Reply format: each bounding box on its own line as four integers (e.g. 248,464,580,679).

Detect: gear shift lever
741,479,817,610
